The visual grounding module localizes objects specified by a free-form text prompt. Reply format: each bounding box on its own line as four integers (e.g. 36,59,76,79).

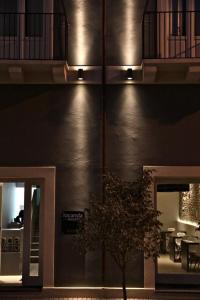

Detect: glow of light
118,86,140,178
177,217,198,228
69,86,89,159
46,286,153,290
78,68,84,81
67,86,91,208
121,0,135,65
74,0,89,65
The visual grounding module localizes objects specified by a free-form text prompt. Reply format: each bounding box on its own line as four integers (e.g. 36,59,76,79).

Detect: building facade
0,0,200,295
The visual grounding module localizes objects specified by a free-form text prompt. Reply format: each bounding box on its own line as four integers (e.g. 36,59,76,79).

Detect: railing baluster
148,14,150,58
0,12,67,61
143,10,200,60
3,13,5,59
158,12,160,58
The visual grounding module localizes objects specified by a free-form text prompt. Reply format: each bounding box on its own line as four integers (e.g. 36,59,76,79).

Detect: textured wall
157,192,179,230
180,184,200,223
106,84,200,175
0,85,102,285
1,84,200,286
63,0,147,66
65,0,102,65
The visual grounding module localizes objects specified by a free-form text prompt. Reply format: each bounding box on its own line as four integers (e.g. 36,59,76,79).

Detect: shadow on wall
139,85,200,124
107,85,200,125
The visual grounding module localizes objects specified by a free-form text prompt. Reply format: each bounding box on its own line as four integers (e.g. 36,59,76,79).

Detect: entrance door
0,179,43,286
0,167,55,288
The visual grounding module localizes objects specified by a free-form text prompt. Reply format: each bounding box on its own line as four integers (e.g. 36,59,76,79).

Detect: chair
189,244,200,271
175,232,186,261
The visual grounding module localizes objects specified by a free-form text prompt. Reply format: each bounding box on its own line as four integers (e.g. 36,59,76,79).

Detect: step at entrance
30,236,39,263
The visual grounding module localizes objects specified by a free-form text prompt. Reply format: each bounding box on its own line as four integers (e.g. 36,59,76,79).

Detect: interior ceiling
157,178,200,184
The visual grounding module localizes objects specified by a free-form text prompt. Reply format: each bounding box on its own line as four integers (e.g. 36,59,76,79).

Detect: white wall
1,183,24,228
157,192,179,230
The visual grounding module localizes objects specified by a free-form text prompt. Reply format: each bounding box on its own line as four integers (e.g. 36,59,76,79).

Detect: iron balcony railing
143,10,200,59
0,12,68,60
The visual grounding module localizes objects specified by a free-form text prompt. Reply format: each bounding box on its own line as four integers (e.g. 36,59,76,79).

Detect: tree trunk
122,267,127,300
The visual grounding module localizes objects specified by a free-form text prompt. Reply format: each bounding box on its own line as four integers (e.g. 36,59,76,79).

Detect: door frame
0,166,55,287
143,165,200,289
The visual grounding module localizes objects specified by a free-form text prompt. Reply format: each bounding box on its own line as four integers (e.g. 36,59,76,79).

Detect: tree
76,169,162,300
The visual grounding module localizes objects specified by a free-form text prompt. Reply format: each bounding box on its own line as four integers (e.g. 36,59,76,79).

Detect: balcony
0,12,68,84
142,10,200,83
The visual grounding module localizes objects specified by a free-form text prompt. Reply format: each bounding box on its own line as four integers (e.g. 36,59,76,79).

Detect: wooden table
181,238,200,271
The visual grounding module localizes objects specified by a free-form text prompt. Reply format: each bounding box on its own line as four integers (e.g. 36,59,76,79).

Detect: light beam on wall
69,86,90,208
177,217,198,228
74,0,89,65
69,86,90,164
121,0,136,65
117,86,140,178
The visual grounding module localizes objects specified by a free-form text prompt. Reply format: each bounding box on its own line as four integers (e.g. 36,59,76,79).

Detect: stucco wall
0,84,200,285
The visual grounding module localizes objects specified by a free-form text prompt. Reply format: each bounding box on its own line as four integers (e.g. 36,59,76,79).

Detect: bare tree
77,169,161,300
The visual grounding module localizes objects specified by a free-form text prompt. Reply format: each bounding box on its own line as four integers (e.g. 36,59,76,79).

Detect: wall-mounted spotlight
126,68,134,80
78,68,84,80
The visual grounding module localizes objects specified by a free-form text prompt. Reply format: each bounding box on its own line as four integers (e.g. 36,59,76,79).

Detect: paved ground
0,289,200,300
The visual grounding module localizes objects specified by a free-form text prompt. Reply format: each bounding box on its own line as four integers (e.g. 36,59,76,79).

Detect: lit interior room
157,183,200,276
0,183,40,285
0,182,24,285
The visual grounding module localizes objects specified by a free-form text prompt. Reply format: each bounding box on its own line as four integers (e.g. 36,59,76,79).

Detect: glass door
22,179,43,286
0,182,24,285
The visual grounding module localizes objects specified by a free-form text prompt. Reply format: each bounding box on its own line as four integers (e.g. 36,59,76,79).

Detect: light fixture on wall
78,68,84,80
126,68,134,80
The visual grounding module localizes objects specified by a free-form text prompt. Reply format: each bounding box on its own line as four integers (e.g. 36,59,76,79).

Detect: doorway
143,166,200,290
0,180,43,286
156,181,200,289
0,167,55,288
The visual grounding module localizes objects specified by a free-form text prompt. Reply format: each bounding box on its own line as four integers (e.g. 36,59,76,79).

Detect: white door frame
0,166,55,287
143,165,200,289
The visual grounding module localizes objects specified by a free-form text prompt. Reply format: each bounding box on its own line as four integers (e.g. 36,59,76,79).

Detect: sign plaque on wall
61,211,84,234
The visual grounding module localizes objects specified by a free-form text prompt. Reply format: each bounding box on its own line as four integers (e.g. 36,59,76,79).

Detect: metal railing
0,12,68,60
143,10,200,59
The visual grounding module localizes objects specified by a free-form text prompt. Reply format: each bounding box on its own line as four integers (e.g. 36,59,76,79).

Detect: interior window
25,0,43,37
0,0,18,36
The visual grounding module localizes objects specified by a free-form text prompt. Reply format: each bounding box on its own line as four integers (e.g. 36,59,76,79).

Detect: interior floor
158,254,200,274
0,275,21,285
0,263,38,285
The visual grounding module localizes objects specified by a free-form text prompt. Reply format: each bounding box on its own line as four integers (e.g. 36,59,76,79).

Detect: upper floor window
25,0,43,37
0,0,44,37
195,0,200,35
171,0,187,36
0,0,18,36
